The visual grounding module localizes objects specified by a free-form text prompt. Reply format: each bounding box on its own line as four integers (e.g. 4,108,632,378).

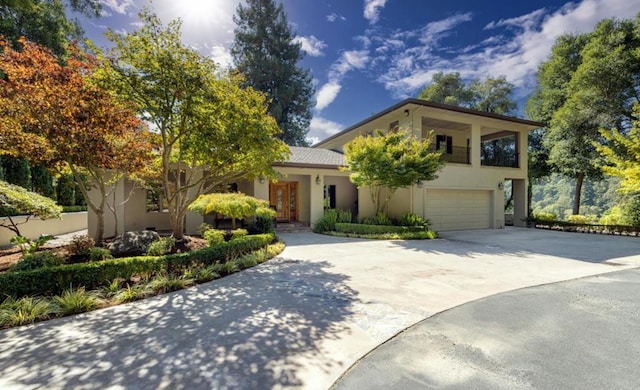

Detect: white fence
0,212,88,246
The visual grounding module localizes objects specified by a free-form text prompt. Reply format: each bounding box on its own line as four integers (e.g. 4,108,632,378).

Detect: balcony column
470,123,481,167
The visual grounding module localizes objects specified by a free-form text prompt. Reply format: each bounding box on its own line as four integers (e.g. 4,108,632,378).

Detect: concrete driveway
0,228,638,389
333,268,640,389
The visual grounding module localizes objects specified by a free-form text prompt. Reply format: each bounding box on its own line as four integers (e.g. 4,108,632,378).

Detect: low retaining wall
0,212,88,246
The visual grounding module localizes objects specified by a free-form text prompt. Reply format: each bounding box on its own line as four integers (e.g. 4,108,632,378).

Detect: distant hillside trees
527,15,640,215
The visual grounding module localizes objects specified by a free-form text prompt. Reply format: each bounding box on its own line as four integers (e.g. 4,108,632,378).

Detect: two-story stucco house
90,98,543,238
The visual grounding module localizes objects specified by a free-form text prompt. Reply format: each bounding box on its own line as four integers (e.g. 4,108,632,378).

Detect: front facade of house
90,98,542,238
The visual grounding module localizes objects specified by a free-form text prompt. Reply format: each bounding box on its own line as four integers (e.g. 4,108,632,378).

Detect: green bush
70,235,95,256
599,206,625,226
621,195,640,227
336,209,352,223
10,234,54,255
9,251,64,272
147,274,194,294
532,212,557,221
203,229,226,246
53,287,103,315
147,237,176,256
251,214,275,234
114,284,151,304
56,174,76,206
399,212,429,228
0,296,58,327
313,209,339,233
230,228,248,241
566,215,592,224
0,234,274,298
335,223,426,235
62,205,87,213
361,212,394,226
89,247,113,262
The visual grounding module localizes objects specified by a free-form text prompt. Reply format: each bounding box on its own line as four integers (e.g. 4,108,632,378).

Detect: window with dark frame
436,134,453,154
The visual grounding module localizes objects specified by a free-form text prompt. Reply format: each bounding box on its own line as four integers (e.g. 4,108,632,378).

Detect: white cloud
330,50,370,79
309,116,344,140
293,35,327,57
372,0,640,98
101,0,135,15
315,81,342,111
327,13,347,22
419,13,473,47
364,0,388,24
209,45,234,69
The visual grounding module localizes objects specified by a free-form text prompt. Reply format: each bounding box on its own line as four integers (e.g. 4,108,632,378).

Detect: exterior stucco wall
1,212,88,246
324,175,358,216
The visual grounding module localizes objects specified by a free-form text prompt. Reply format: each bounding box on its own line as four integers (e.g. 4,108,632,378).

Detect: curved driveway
0,228,638,389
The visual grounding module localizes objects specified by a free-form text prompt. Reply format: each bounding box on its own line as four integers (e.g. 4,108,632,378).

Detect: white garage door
425,190,491,231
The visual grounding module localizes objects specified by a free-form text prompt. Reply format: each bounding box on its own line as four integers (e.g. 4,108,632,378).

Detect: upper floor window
436,135,453,154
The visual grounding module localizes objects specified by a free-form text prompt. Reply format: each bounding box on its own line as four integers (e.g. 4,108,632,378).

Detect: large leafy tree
0,0,101,56
101,9,289,240
232,0,314,146
527,16,640,215
417,72,516,115
0,38,152,244
344,129,445,214
597,104,640,194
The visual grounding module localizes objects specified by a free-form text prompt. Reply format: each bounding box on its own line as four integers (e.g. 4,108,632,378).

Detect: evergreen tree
0,155,31,189
30,164,55,198
231,0,314,146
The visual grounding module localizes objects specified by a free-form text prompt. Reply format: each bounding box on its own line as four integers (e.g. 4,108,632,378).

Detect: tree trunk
95,209,105,246
573,172,584,215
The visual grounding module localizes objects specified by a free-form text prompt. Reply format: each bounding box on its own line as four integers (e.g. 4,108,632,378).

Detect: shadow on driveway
0,259,358,389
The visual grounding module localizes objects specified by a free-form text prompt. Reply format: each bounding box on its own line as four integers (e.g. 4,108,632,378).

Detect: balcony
429,146,470,165
481,151,519,168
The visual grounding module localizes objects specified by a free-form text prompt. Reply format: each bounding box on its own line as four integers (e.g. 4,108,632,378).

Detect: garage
425,189,491,231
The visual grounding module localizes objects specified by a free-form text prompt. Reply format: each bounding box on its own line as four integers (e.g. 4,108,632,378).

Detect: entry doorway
270,182,298,222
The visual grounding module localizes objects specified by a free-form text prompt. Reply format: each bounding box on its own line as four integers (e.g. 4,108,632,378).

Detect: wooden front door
270,182,298,222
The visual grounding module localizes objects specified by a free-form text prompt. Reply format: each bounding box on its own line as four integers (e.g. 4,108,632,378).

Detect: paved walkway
0,228,638,389
333,268,640,389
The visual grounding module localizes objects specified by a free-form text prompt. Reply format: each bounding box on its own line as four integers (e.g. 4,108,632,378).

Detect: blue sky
82,0,640,144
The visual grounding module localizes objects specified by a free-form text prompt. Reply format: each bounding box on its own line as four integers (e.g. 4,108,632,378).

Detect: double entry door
269,182,298,222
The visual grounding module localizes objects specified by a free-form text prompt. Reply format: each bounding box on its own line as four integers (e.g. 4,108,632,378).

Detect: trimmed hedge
335,223,425,235
0,234,274,298
533,219,639,235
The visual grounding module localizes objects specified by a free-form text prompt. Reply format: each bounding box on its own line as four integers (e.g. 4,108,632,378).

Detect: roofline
272,162,344,170
313,98,545,147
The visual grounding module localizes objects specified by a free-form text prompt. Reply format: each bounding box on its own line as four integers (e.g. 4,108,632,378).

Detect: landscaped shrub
10,234,54,255
56,174,76,206
61,205,88,213
313,209,339,233
147,237,176,256
336,209,352,223
0,233,275,298
399,212,429,229
251,214,275,234
203,229,226,246
622,195,640,227
53,287,103,315
361,212,393,226
89,247,113,262
9,251,64,272
114,284,151,304
147,274,194,294
532,212,557,221
0,296,58,327
335,223,426,235
599,206,625,226
566,215,592,224
230,228,248,241
70,235,95,256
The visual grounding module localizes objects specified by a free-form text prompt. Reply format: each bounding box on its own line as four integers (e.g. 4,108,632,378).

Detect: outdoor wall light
315,174,321,185
498,181,504,189
259,176,265,184
404,109,410,117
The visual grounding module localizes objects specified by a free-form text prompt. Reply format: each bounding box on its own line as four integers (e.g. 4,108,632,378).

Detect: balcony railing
429,146,470,165
481,152,519,168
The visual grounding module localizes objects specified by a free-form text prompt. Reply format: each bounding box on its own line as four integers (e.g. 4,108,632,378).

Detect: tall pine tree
231,0,314,146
